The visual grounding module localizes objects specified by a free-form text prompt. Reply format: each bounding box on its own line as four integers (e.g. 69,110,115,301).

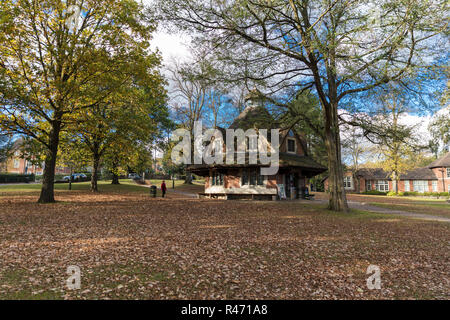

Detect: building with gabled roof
187,90,327,200
323,151,450,193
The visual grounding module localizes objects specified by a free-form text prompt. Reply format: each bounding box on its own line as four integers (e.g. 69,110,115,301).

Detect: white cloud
151,32,191,65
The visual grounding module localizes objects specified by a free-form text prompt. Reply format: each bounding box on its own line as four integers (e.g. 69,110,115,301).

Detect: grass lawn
0,185,448,300
0,179,204,197
369,202,450,218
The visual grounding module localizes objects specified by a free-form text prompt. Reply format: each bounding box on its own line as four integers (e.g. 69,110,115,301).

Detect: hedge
362,190,388,196
387,191,449,198
0,174,35,183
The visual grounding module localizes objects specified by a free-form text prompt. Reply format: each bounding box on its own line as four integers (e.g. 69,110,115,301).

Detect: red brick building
324,152,450,193
0,138,71,176
188,91,326,200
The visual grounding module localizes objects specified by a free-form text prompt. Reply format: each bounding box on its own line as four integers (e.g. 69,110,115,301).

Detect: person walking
161,180,167,198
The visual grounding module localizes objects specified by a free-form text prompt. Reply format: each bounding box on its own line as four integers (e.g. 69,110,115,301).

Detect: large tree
0,0,156,202
358,84,424,193
69,69,168,192
158,0,447,211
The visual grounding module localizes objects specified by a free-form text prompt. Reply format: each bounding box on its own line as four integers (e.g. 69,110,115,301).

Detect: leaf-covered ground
0,186,449,300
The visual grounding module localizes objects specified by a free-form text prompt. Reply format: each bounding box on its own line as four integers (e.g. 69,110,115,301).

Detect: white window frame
13,159,20,169
376,180,389,192
344,176,353,189
413,180,429,193
286,138,297,154
404,180,410,192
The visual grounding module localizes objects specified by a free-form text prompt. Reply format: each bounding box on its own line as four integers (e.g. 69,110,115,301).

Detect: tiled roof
400,167,438,180
428,152,450,168
355,167,437,180
356,168,390,179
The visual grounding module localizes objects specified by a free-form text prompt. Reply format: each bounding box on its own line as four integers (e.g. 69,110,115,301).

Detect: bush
400,191,449,198
403,191,419,197
362,190,387,196
386,191,405,197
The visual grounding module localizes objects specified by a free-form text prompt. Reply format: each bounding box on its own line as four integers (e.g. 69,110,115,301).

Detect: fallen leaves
0,190,448,300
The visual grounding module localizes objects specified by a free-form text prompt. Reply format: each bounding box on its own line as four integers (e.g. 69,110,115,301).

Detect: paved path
310,199,450,223
167,189,197,198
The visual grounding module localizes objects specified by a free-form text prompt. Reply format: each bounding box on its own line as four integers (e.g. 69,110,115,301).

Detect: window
366,180,372,191
344,176,353,189
13,159,20,169
241,169,265,186
404,180,410,192
287,139,296,153
432,181,438,192
211,172,224,186
447,168,450,178
249,170,257,186
413,180,429,193
376,180,389,192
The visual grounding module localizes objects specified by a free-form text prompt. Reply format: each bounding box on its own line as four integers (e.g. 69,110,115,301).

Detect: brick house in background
0,138,70,175
188,91,327,200
324,151,450,193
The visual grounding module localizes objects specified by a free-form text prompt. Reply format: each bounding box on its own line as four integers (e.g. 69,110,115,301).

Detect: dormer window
287,138,296,153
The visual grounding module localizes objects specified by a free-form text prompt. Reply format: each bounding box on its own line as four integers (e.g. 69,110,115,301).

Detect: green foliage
0,0,162,201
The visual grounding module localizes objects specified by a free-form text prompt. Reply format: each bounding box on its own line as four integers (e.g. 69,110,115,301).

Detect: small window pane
287,139,296,152
242,170,248,185
250,170,257,186
257,173,264,186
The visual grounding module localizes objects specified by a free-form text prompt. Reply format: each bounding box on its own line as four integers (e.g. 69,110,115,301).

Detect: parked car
63,173,88,182
128,173,141,180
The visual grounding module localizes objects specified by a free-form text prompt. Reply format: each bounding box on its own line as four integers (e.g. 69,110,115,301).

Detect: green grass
0,179,206,196
284,202,404,220
0,179,148,193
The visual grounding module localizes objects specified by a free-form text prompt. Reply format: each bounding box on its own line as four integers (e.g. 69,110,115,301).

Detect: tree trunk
111,173,120,185
393,171,399,193
38,124,61,203
353,171,361,193
184,170,193,184
111,159,120,185
323,103,349,212
91,155,100,192
69,167,73,191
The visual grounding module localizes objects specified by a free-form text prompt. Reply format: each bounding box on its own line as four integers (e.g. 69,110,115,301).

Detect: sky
145,0,446,159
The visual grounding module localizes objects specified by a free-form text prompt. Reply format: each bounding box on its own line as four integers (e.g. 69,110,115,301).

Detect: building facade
188,91,327,200
1,138,71,175
324,152,450,193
